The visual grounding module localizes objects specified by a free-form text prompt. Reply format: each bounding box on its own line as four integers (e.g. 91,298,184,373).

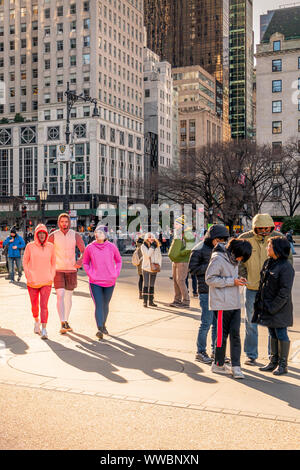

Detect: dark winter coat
252,258,295,328
188,224,230,294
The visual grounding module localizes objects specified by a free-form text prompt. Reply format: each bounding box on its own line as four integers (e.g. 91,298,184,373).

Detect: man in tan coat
238,214,293,365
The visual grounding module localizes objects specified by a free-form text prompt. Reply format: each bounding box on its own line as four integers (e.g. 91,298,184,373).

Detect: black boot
139,291,143,300
149,287,157,307
259,338,278,372
143,287,148,308
273,340,290,376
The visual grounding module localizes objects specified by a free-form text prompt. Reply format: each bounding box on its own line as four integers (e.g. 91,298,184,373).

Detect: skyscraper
229,0,254,139
144,0,230,138
0,0,145,228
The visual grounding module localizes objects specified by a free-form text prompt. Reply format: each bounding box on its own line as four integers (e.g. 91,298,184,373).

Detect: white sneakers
232,366,245,379
34,322,41,335
41,328,48,340
34,322,48,340
211,363,232,375
211,363,245,379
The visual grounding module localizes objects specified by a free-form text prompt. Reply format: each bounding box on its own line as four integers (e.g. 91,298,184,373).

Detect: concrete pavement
0,253,300,449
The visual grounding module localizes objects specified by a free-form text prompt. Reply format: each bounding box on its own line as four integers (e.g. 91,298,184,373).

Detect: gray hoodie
205,243,241,311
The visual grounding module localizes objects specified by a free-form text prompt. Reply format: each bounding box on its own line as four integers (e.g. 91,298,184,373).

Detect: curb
0,379,299,424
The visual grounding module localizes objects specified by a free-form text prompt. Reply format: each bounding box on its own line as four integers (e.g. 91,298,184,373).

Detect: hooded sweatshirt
189,224,230,294
238,213,293,291
23,224,56,288
205,243,241,311
83,240,122,287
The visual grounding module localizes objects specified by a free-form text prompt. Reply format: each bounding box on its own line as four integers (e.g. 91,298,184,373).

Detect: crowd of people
1,212,296,379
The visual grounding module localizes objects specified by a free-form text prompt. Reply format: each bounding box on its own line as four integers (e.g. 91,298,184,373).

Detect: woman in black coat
252,236,295,375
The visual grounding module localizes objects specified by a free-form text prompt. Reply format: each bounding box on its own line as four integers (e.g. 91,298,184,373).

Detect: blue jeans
89,283,115,329
244,288,258,360
8,257,22,281
185,273,198,294
268,327,289,342
290,242,296,255
197,293,217,353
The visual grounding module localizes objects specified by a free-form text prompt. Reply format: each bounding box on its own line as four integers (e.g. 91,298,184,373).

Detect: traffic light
21,205,27,218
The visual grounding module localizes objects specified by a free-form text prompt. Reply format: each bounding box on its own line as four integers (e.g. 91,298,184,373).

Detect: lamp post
39,187,48,224
62,82,99,212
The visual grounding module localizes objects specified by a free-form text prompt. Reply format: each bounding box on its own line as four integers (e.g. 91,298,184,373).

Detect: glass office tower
229,0,254,139
144,0,230,137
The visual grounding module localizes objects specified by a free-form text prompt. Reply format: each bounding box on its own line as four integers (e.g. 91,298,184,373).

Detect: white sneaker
232,366,245,379
34,322,40,335
211,363,232,375
41,328,48,340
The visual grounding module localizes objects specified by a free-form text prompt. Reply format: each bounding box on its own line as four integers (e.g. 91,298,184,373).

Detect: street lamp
62,82,99,212
39,187,48,224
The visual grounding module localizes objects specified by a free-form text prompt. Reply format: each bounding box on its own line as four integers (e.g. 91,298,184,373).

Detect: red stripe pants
27,286,52,324
214,309,241,367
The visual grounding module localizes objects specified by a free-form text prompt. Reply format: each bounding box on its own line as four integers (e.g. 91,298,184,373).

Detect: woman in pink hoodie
83,225,122,340
23,224,56,339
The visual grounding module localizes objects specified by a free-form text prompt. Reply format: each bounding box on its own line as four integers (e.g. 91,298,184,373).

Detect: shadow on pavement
0,328,29,355
240,368,300,412
45,331,217,385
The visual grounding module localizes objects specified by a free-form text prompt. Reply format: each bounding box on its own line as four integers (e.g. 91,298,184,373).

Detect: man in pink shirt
48,213,85,334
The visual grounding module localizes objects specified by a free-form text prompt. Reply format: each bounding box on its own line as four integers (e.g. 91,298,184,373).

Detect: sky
253,0,298,49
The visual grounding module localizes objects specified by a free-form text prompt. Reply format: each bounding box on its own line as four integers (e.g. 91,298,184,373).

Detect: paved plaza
0,254,300,450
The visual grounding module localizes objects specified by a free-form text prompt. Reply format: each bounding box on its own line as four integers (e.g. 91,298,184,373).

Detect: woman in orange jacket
23,224,56,339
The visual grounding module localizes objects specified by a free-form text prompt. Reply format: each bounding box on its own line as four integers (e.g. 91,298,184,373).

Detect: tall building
144,0,230,138
256,5,300,147
173,65,224,158
260,9,275,41
0,0,145,229
143,47,178,202
229,0,254,139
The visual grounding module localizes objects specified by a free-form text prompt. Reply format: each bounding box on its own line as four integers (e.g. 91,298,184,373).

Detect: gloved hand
150,241,157,249
137,237,144,244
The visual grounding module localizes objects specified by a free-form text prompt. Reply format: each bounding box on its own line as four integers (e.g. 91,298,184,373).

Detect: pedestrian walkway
0,258,300,426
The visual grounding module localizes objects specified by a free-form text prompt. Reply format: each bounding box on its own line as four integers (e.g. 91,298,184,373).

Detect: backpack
132,248,141,266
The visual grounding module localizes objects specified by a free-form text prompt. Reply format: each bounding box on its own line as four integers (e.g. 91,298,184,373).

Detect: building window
272,142,282,154
273,40,281,52
272,101,282,113
272,80,282,93
272,59,282,72
145,89,150,98
57,109,64,120
48,127,60,141
44,110,50,121
100,124,106,140
83,106,90,117
73,124,86,138
298,119,300,132
272,121,282,134
83,54,90,65
298,57,300,69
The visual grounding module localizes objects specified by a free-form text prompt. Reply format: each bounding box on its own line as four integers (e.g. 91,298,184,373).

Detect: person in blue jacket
3,226,25,283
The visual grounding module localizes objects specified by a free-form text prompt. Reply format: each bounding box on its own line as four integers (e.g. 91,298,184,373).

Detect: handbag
150,261,161,273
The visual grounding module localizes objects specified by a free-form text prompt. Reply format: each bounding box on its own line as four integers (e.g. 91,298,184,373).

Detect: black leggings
138,274,143,292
